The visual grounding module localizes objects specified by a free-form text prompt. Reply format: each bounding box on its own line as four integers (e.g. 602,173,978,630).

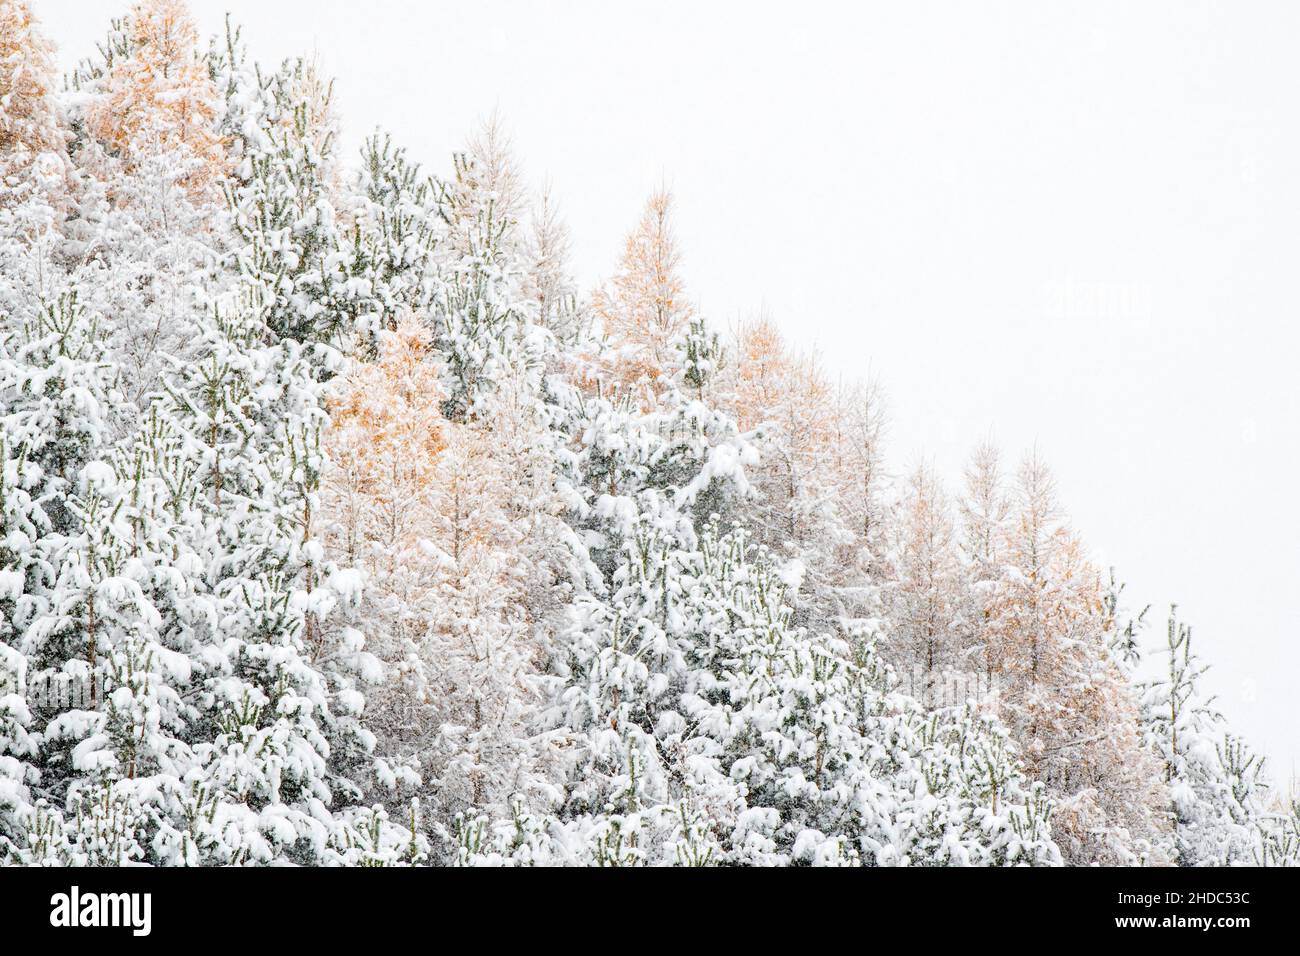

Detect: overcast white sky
36,0,1299,783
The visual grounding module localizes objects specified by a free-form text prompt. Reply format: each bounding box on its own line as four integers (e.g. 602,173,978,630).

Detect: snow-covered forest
0,0,1294,866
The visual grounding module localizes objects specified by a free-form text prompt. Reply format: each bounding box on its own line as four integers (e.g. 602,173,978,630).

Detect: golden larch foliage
980,451,1170,863
324,316,446,585
730,316,837,460
586,189,693,406
0,0,65,173
87,0,226,196
729,315,786,431
724,315,839,546
323,313,519,616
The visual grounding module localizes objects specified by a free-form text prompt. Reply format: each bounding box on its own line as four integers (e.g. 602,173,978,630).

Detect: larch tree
421,413,552,830
0,0,72,333
56,0,230,407
984,450,1167,864
958,440,1011,690
85,0,226,198
322,315,559,854
322,314,446,683
884,463,965,705
723,315,840,625
588,189,694,407
524,182,585,350
0,0,66,187
464,111,527,234
826,378,890,581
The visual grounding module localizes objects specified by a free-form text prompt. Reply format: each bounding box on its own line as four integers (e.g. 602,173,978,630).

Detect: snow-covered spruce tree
19,394,207,865
0,8,424,854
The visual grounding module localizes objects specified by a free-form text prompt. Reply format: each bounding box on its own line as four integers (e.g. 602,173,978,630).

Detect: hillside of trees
0,0,1294,866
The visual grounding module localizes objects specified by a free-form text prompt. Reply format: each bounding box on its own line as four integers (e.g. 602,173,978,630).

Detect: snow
0,0,1288,870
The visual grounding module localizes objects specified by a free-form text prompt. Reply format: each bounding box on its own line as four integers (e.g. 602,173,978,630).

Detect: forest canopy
0,0,1294,867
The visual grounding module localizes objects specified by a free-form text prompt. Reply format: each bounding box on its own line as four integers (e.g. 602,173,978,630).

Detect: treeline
0,0,1293,866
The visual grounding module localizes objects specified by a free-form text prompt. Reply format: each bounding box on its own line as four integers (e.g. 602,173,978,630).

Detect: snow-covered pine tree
136,290,421,865
0,288,126,862
455,515,1060,867
427,142,543,423
1139,606,1293,865
344,133,441,346
684,521,1057,867
1259,789,1300,867
222,51,366,347
450,321,755,865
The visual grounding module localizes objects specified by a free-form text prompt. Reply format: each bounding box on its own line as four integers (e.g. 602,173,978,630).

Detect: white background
36,0,1299,784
